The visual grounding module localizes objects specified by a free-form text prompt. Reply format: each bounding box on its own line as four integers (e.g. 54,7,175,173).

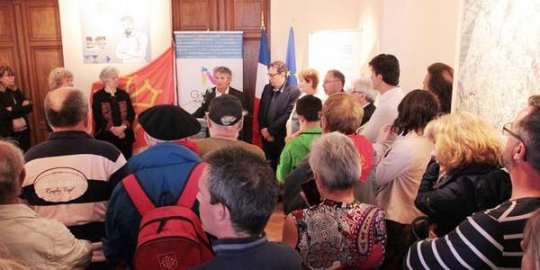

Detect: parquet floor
265,202,285,242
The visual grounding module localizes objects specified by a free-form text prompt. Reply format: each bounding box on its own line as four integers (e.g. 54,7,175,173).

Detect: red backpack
122,162,213,270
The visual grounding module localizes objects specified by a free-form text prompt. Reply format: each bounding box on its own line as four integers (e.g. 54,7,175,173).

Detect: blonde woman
282,93,374,214
285,68,319,141
48,67,74,90
415,112,511,237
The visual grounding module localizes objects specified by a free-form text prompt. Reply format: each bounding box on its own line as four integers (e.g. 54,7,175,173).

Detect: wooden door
0,0,63,145
172,0,270,142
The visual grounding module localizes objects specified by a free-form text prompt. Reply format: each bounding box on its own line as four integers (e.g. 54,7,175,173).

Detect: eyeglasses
503,122,528,161
323,80,338,85
267,72,279,78
502,122,525,143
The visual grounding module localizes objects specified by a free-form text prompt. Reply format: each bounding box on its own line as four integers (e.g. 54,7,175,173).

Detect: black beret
208,94,242,126
139,104,201,141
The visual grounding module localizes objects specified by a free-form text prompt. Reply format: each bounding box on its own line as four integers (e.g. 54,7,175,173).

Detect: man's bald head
44,87,88,128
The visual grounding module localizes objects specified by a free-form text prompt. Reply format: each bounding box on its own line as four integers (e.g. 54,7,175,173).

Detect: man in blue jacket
104,104,202,268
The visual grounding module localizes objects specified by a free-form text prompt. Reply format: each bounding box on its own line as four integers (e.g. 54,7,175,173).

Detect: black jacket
91,88,135,143
361,102,376,126
257,82,300,140
192,87,245,118
415,158,512,236
0,88,32,137
283,158,311,215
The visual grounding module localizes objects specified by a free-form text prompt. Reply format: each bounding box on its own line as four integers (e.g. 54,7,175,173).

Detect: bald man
21,87,128,269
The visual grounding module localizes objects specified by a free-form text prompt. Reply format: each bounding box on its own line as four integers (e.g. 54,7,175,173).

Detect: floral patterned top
291,199,386,270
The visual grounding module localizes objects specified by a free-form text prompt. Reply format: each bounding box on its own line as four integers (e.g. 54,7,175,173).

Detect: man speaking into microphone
192,66,246,119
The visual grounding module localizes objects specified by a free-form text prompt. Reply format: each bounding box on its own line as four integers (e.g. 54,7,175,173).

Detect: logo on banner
201,66,216,85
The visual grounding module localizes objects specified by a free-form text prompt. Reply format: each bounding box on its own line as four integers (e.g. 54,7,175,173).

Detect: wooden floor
265,202,285,242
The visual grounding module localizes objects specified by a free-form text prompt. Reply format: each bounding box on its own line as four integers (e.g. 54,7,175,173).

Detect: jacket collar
212,234,267,253
435,163,499,188
0,204,37,220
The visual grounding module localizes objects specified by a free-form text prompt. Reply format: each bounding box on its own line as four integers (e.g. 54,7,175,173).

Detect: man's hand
261,128,270,140
261,128,275,142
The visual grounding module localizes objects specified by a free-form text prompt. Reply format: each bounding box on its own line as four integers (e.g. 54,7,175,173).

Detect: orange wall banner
90,46,175,154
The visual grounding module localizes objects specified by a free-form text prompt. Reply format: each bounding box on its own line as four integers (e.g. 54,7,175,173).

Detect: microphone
203,87,214,100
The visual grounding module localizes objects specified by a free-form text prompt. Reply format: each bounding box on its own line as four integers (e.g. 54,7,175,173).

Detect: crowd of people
0,52,539,270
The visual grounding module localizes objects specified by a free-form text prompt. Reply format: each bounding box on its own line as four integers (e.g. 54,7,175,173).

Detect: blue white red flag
251,29,270,146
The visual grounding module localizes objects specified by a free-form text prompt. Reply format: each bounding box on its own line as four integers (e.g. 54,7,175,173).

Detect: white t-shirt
361,87,405,142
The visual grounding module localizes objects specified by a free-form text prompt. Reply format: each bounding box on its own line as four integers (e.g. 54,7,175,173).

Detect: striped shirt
21,131,128,262
406,197,540,269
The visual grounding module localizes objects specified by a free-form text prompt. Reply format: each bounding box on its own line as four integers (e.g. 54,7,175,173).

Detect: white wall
270,0,459,93
270,0,379,74
380,0,459,92
58,0,172,97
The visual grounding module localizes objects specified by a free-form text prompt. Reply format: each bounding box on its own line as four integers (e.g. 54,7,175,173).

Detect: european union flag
286,27,297,86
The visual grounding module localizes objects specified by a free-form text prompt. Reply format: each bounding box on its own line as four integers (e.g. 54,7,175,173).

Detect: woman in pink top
373,89,439,269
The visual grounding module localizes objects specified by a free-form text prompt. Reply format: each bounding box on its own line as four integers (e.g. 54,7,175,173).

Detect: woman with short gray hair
92,66,135,158
282,132,386,269
349,78,378,126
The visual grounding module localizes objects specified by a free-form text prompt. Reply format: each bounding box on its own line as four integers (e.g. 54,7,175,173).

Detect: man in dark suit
192,66,246,118
258,61,301,171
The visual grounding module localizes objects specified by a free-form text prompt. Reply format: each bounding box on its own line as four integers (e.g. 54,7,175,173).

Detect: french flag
251,29,270,147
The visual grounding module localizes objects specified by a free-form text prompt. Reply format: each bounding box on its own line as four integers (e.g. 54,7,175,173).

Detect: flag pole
252,12,270,146
261,11,265,30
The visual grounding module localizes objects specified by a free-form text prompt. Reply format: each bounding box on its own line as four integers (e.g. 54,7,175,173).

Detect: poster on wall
79,0,151,64
174,31,244,114
308,30,362,92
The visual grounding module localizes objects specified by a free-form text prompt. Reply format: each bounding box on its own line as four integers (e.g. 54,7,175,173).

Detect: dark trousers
87,261,109,270
262,137,285,172
382,220,416,269
96,131,133,159
12,128,30,152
